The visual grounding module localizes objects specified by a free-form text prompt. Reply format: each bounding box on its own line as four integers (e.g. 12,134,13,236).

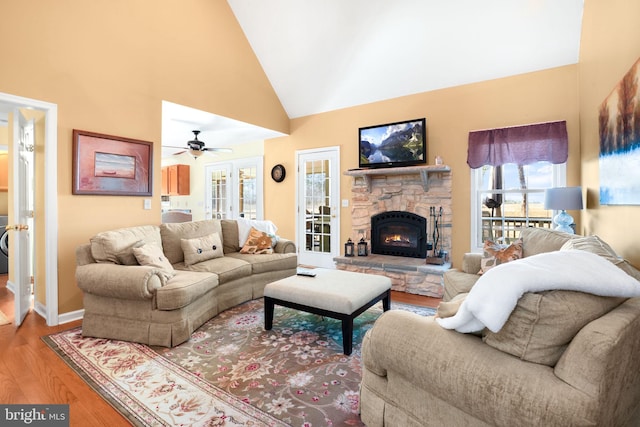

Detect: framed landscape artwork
72,130,153,196
599,57,640,205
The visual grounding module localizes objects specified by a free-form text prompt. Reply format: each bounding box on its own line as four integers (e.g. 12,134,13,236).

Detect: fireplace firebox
371,211,428,258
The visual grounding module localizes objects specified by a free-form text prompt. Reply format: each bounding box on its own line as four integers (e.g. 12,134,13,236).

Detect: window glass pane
238,166,257,219
210,170,227,219
476,161,557,248
304,159,331,253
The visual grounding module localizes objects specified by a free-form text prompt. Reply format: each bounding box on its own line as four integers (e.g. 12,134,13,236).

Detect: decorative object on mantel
344,237,355,257
544,186,583,233
435,155,443,165
357,236,369,256
426,206,446,265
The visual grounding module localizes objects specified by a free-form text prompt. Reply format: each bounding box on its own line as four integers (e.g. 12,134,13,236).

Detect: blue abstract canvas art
599,57,640,205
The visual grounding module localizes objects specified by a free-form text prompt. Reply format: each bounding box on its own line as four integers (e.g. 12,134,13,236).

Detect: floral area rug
43,300,435,427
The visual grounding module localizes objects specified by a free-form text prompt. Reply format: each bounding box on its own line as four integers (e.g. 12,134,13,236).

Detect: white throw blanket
436,250,640,333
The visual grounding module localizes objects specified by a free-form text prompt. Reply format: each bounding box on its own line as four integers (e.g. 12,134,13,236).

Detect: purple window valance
467,120,568,169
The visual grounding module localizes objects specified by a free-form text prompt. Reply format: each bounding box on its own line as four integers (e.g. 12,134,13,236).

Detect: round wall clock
271,164,286,182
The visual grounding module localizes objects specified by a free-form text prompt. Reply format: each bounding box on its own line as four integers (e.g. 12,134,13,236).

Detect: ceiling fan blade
204,147,233,153
164,144,188,149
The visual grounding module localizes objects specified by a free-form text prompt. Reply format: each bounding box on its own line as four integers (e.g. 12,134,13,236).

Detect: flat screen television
359,118,427,168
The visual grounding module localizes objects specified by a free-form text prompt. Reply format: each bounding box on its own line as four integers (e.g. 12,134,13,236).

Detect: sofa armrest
76,263,165,300
363,310,595,426
274,238,296,254
554,298,640,423
462,252,482,274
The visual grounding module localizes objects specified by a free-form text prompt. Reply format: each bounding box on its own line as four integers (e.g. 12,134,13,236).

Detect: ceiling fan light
190,149,204,158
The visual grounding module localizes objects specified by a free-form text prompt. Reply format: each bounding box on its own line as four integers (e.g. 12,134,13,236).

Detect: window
467,121,569,252
470,162,566,251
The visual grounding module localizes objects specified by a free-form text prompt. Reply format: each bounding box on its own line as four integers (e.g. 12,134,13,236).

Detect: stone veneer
335,166,452,298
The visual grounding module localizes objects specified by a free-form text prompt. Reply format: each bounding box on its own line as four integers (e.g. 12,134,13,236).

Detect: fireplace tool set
426,206,446,265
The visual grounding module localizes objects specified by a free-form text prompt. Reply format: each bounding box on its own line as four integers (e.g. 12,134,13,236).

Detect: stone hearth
336,165,452,298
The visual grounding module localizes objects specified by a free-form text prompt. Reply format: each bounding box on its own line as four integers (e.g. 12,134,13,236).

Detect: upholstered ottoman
263,268,392,355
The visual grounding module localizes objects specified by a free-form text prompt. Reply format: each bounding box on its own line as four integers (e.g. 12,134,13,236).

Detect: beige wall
0,0,288,314
3,0,636,317
579,0,640,266
265,65,581,268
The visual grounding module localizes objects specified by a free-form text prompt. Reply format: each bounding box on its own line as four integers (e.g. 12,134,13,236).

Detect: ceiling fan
166,130,233,158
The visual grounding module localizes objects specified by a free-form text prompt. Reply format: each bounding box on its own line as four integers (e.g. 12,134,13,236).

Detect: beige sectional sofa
76,219,297,347
360,228,640,426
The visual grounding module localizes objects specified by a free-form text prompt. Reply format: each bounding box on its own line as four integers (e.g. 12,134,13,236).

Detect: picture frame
72,129,153,196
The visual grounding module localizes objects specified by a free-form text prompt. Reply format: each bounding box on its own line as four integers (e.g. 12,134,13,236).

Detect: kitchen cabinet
161,164,190,195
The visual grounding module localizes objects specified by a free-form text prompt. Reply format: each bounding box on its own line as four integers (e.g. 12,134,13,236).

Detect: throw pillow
561,235,640,282
483,290,625,366
479,238,523,274
240,227,274,254
132,243,176,279
181,232,224,266
237,218,278,248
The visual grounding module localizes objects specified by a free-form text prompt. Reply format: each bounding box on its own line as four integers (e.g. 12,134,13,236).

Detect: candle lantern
344,238,355,257
357,237,369,256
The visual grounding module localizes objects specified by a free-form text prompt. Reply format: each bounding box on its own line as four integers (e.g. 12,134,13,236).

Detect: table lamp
544,186,583,234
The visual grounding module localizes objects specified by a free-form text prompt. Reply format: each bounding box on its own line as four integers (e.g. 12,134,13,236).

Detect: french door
296,147,340,268
204,157,263,220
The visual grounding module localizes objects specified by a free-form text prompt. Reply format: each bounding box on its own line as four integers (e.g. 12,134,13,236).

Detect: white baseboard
6,280,15,294
58,309,84,324
5,280,83,325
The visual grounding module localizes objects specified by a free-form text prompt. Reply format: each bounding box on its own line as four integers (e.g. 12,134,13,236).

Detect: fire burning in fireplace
383,233,413,246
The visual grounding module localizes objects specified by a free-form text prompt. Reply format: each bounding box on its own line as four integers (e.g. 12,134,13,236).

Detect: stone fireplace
334,165,452,297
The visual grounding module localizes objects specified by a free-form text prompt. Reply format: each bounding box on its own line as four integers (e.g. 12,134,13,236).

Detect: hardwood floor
0,275,129,426
0,275,439,426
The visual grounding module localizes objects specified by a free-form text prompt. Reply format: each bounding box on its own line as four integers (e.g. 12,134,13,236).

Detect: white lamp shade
544,187,583,210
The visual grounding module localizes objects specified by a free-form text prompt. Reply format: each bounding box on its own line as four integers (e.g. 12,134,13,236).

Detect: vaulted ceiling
163,1,584,156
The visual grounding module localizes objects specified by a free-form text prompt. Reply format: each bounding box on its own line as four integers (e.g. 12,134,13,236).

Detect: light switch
143,199,151,210
342,199,349,207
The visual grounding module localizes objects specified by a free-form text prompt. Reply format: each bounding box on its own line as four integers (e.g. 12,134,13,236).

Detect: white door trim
0,91,58,326
295,146,340,268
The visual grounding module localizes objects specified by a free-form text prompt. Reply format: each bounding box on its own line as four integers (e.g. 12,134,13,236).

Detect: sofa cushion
520,227,575,258
155,270,219,310
175,256,252,284
160,220,223,264
181,232,224,266
90,225,162,265
132,243,176,279
479,238,523,274
221,220,241,253
240,227,274,254
561,235,640,281
483,290,626,366
226,252,298,275
443,270,479,301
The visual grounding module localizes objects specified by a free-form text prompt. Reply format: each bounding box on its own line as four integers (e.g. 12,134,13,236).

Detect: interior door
13,111,34,326
296,147,340,268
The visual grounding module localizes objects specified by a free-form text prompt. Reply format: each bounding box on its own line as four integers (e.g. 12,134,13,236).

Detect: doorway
0,92,58,326
296,147,340,268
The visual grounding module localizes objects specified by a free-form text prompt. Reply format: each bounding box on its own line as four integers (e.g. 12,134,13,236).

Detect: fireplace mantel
344,165,451,191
